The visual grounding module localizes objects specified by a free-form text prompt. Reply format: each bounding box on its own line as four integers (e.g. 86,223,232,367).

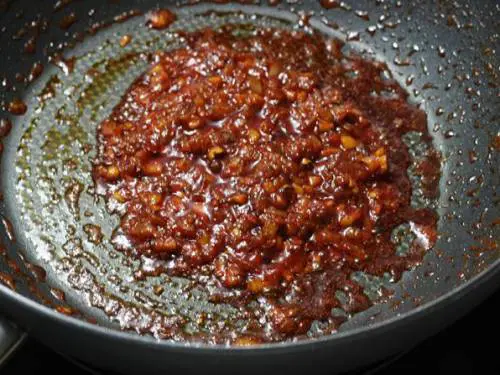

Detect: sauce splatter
119,34,132,47
146,9,177,30
320,0,340,9
0,273,15,290
0,119,12,137
59,12,77,30
7,98,27,115
83,224,103,245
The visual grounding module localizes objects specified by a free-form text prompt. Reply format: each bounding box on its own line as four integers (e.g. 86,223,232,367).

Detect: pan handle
0,316,25,367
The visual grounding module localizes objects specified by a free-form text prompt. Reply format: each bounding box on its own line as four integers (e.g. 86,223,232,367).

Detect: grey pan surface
6,289,500,374
0,0,498,374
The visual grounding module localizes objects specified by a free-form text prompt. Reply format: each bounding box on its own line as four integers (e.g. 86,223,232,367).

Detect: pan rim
0,1,498,353
1,257,499,352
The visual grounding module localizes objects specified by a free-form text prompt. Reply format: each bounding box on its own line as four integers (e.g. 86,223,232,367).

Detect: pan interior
0,2,498,344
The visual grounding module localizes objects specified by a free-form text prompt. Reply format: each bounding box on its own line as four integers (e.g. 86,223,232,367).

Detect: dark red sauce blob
94,26,439,340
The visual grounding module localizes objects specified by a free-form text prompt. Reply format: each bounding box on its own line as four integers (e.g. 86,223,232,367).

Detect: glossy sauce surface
94,26,438,341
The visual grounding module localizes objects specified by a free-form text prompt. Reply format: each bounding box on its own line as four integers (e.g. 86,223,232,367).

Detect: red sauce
94,26,438,340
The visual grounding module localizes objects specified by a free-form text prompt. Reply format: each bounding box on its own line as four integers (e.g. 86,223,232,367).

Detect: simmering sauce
94,26,438,340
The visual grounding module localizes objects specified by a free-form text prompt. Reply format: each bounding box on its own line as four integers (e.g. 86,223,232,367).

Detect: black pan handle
0,316,25,367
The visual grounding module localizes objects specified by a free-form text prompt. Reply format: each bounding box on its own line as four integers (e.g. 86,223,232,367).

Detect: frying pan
0,0,498,374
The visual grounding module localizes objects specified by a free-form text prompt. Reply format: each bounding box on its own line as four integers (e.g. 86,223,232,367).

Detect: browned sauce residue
38,75,61,102
120,35,132,48
146,9,177,30
468,150,477,164
0,272,15,290
93,26,439,341
7,98,27,115
354,10,370,21
59,12,77,30
6,259,20,273
27,62,44,84
26,262,47,282
415,149,441,198
64,181,83,215
267,0,281,6
50,288,66,301
493,135,500,150
50,54,76,75
56,305,75,315
83,224,103,245
470,238,498,253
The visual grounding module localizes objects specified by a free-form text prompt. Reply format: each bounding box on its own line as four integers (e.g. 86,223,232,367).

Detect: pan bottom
3,3,442,345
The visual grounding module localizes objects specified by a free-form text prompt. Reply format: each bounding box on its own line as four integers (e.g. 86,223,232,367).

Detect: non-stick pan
0,1,498,374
